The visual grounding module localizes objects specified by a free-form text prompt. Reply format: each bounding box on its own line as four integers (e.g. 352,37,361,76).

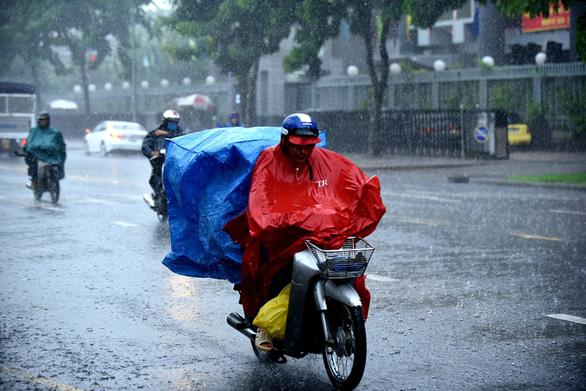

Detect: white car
84,120,148,155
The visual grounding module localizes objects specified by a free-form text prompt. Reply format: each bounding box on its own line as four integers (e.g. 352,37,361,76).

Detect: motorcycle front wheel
48,178,59,204
33,186,43,201
322,300,367,391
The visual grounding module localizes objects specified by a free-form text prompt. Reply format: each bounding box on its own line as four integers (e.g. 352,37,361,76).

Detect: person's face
39,118,48,127
288,142,315,164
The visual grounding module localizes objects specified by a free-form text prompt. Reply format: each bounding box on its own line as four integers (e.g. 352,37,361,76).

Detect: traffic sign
474,126,489,144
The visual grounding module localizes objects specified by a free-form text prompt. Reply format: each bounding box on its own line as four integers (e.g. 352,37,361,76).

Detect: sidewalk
344,150,586,190
344,151,586,171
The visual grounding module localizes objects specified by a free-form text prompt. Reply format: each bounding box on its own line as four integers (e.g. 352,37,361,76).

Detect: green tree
1,0,152,115
168,0,295,125
0,0,67,108
286,0,466,155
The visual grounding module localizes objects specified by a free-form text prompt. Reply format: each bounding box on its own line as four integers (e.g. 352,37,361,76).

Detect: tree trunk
245,61,259,126
364,9,391,155
79,55,91,116
31,64,42,112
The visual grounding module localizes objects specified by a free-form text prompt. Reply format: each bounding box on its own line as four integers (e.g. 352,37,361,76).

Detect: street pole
130,0,137,122
460,103,465,159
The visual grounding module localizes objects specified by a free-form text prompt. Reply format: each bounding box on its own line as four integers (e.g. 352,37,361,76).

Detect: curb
468,177,586,191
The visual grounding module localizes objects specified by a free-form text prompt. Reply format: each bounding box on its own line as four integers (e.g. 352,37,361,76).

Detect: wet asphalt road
0,148,585,391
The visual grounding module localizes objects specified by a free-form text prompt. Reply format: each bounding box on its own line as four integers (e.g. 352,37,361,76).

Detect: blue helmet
281,113,321,145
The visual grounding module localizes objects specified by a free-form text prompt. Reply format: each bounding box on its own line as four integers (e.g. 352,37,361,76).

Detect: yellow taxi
507,113,532,146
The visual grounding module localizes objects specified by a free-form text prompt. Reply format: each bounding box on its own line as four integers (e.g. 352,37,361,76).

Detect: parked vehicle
0,82,36,156
508,123,532,146
142,149,168,222
507,113,532,146
84,121,147,155
228,237,374,390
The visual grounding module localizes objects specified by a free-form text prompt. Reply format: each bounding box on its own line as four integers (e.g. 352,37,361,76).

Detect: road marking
0,365,84,391
0,196,65,211
509,232,561,241
549,209,586,216
383,191,460,203
67,174,147,187
74,198,115,205
546,314,586,325
403,219,441,226
111,220,138,227
367,274,400,282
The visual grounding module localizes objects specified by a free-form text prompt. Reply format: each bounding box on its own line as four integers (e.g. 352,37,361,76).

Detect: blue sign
474,126,489,144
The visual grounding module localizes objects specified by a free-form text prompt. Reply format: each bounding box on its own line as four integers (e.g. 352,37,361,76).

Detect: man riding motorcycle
24,111,66,190
142,110,183,199
223,113,386,351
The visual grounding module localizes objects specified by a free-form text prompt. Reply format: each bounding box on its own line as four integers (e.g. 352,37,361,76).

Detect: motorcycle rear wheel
322,300,367,390
251,341,284,363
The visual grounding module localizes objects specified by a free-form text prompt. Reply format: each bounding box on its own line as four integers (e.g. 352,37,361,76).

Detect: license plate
1,139,10,149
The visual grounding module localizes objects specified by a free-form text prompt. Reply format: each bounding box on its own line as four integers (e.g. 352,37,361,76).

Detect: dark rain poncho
25,126,67,179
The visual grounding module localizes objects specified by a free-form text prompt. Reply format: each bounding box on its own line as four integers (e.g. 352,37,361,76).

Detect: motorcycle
227,237,374,391
32,161,60,204
20,151,60,204
143,149,168,222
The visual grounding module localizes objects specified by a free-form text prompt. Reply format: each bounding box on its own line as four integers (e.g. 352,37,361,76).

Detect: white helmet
162,109,180,123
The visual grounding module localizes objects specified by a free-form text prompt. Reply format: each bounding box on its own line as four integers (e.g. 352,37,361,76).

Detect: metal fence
43,62,585,152
307,109,507,158
297,62,586,132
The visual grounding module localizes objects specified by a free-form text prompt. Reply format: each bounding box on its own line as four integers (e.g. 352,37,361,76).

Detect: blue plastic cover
161,126,326,283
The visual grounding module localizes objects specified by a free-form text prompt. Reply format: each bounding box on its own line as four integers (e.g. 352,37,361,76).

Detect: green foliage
409,0,467,28
481,0,579,18
507,173,586,185
490,84,524,117
577,12,586,61
283,0,346,78
474,57,494,70
168,0,296,122
557,90,586,146
1,0,153,113
442,86,477,110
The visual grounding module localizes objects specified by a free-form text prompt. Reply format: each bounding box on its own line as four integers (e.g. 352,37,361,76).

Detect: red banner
522,2,570,33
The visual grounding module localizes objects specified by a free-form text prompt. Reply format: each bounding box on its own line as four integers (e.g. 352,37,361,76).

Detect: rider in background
142,109,183,198
24,111,66,190
216,111,244,128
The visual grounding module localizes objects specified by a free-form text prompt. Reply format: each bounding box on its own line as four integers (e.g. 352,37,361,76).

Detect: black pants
25,153,38,181
149,158,164,195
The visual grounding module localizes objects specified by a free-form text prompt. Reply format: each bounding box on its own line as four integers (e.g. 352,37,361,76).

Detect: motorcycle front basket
305,237,374,279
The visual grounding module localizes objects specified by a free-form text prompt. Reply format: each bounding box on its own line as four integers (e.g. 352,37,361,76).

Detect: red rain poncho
223,142,386,317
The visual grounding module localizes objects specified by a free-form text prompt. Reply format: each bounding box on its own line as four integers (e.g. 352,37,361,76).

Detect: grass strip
507,172,586,185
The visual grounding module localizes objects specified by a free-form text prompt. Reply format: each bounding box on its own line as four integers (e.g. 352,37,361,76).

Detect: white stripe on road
74,198,115,205
403,219,441,226
546,314,586,325
509,232,560,241
367,274,400,282
0,365,84,391
111,220,138,227
549,209,586,216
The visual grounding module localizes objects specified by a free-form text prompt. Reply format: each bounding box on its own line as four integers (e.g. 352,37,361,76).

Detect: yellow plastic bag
252,283,291,341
